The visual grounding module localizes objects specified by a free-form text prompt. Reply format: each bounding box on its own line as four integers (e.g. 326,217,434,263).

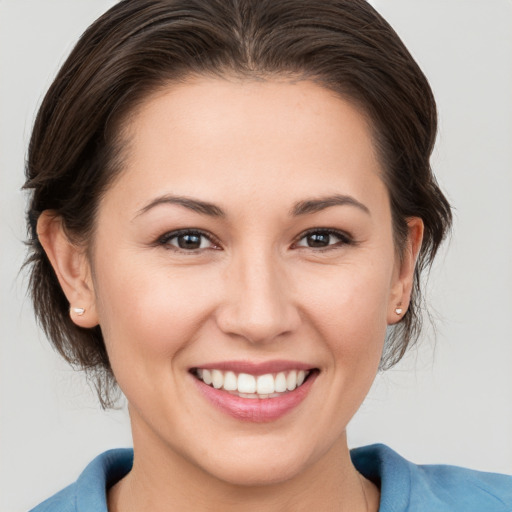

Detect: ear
387,217,424,325
37,211,99,328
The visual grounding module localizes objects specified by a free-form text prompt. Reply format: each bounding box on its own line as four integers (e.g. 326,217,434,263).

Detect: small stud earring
72,307,85,316
395,304,403,316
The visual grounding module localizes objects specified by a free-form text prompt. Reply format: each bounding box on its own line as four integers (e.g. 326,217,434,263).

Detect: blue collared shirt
30,444,512,511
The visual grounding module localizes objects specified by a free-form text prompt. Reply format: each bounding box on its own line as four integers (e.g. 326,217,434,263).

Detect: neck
109,417,379,512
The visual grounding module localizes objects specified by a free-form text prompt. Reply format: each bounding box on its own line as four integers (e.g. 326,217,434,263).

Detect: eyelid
293,228,354,249
155,227,353,252
157,228,222,251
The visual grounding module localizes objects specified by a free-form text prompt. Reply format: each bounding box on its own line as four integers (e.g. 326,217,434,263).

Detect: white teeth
238,373,256,393
275,372,287,392
212,369,223,389
223,371,237,391
286,370,297,391
196,368,312,397
202,369,212,385
256,374,275,394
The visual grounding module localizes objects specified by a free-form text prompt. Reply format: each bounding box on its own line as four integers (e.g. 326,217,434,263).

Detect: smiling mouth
191,368,317,399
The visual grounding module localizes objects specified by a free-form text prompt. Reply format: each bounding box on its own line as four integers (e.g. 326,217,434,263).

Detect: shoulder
351,444,512,512
29,448,133,512
29,484,77,512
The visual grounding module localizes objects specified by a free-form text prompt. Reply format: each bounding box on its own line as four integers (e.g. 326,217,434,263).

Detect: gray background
1,1,511,511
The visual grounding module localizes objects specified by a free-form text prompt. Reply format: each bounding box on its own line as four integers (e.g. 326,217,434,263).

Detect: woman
22,0,511,510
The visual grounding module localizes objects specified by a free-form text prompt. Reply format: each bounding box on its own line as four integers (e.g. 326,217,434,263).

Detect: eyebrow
136,193,370,219
136,195,225,218
290,194,370,216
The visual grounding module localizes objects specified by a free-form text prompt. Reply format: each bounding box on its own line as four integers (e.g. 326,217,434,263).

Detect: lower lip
193,372,318,423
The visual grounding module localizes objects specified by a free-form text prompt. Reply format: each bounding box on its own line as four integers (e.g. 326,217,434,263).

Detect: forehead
111,77,387,215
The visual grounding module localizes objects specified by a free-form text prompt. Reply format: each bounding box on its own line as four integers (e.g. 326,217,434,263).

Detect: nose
215,249,301,345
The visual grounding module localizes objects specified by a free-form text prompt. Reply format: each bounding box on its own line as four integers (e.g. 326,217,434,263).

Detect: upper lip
190,360,316,376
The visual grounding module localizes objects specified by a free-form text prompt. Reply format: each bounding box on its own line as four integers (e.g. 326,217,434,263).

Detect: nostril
214,267,301,344
215,305,301,345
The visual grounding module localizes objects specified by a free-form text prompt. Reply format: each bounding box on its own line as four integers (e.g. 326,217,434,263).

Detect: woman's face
86,77,417,485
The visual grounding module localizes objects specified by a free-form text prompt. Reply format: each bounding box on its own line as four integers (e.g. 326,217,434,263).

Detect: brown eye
295,230,351,249
160,230,216,251
176,233,203,249
305,233,331,247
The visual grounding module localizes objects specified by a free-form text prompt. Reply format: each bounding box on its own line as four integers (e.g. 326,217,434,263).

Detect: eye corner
156,228,222,252
293,228,355,251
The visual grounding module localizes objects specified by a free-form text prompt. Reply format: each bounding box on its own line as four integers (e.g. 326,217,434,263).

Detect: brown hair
24,0,452,407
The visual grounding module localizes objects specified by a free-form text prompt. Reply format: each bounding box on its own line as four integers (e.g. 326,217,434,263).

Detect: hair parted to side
24,0,452,407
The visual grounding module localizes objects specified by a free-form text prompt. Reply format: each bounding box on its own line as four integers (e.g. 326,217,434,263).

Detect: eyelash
293,228,354,251
157,228,354,253
157,229,221,253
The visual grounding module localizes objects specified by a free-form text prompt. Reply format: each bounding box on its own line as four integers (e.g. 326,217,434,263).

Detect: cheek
93,253,216,366
297,259,392,360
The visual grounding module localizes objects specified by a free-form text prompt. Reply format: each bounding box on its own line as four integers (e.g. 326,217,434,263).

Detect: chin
187,433,327,488
203,455,308,488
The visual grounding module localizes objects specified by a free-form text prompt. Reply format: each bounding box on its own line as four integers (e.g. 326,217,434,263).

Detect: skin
38,77,423,512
